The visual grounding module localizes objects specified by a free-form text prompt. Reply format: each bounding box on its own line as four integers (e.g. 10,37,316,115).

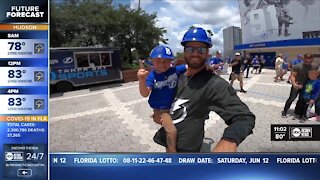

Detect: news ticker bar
271,124,320,141
50,154,320,180
50,153,319,167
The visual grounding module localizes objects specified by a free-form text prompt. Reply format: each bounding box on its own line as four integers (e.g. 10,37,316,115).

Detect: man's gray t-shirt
292,63,312,85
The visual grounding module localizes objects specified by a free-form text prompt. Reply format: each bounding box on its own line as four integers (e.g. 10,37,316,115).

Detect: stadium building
235,0,320,67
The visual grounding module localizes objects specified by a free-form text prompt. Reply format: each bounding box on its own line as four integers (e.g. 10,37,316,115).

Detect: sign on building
239,0,320,43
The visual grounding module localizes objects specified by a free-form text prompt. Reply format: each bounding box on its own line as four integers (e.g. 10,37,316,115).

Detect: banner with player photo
239,0,320,43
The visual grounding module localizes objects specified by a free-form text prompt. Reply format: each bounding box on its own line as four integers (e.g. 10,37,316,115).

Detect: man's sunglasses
184,46,207,54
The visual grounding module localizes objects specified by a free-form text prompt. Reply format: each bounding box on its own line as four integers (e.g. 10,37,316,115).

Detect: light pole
138,0,141,10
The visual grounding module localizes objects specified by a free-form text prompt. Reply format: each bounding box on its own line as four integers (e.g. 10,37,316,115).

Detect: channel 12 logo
291,127,312,138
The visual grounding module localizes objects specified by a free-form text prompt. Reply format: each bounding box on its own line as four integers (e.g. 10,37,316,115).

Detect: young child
137,45,187,152
280,57,289,81
302,66,320,122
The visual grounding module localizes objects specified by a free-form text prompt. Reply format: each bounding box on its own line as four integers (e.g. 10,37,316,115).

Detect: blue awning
234,38,320,50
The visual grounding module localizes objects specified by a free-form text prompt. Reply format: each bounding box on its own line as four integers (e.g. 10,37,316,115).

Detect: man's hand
152,110,162,125
206,64,213,71
137,68,149,80
293,83,303,90
212,139,237,152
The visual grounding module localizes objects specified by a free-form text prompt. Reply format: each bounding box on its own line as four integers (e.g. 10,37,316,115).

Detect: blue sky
128,0,241,54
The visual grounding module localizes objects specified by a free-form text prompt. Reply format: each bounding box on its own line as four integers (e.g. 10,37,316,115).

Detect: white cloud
168,30,187,52
163,24,223,54
143,0,241,55
211,29,224,53
156,16,179,31
203,6,241,28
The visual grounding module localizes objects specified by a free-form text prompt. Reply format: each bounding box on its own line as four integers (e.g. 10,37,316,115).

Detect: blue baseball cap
181,27,212,48
149,45,174,60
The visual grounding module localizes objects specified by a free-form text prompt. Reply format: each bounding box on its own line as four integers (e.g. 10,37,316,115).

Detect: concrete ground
49,68,320,153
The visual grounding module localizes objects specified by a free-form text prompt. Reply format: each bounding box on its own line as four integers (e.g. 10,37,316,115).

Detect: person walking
280,56,289,81
287,54,303,83
259,55,265,74
230,52,247,93
251,55,260,74
282,53,314,118
274,54,284,82
243,54,252,78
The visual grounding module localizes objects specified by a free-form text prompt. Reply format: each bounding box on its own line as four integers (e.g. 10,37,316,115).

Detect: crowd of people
210,51,319,122
140,50,320,123
207,52,267,93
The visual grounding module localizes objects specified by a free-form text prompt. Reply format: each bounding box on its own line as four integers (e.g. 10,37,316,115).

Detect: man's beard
185,57,206,69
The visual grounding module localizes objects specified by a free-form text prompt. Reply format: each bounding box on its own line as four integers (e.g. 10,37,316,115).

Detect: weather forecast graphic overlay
0,0,48,179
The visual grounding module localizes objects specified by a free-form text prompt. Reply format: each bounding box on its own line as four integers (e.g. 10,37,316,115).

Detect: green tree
50,1,166,66
113,5,167,64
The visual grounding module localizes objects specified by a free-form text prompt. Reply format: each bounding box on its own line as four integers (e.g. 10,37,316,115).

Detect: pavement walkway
49,68,320,153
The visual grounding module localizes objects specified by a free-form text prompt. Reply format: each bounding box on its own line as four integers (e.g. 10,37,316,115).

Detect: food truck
50,47,122,92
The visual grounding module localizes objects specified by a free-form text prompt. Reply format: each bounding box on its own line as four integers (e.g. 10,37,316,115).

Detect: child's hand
137,69,149,80
309,100,315,104
139,60,145,69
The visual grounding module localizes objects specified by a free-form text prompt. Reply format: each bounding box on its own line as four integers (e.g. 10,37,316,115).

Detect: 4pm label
3,144,47,179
